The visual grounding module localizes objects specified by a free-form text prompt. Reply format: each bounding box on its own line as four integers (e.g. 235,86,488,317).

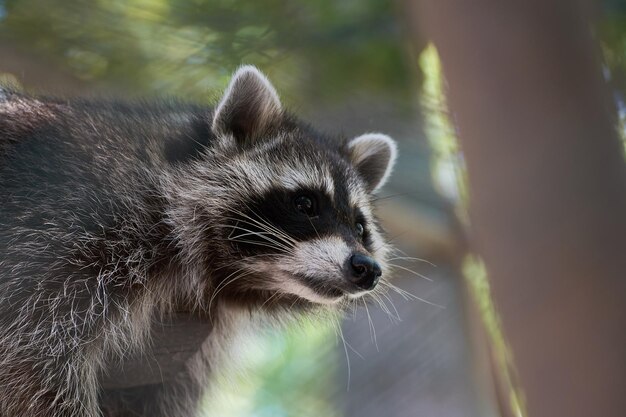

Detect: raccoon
0,66,397,417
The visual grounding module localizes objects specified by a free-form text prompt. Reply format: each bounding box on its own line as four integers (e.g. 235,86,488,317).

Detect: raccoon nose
349,254,382,290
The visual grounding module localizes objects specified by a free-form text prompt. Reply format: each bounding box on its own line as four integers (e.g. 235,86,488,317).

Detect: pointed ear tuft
212,65,282,147
347,133,397,192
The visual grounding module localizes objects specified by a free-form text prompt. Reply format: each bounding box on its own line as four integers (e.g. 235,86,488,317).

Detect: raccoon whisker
371,232,408,254
337,296,349,313
223,220,290,243
334,317,352,390
370,192,414,203
379,281,412,300
288,295,301,310
362,298,378,352
387,263,433,282
350,298,358,319
369,292,391,316
369,242,386,255
221,222,294,251
391,246,411,256
389,247,437,266
379,291,402,322
369,292,396,323
207,268,255,314
226,208,297,246
223,224,293,252
372,293,398,324
306,215,321,239
223,213,280,236
387,256,436,267
260,291,282,309
388,246,433,260
336,322,364,361
379,282,413,304
222,217,296,251
225,238,291,254
380,281,444,308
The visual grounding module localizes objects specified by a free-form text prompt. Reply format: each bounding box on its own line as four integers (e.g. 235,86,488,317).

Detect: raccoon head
170,66,396,309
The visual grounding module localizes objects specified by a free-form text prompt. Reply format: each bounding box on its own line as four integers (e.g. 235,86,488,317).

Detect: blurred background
1,1,625,416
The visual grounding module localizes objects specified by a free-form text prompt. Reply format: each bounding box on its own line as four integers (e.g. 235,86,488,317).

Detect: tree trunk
411,1,626,416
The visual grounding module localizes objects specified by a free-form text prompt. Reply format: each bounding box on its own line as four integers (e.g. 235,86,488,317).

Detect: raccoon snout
348,253,382,290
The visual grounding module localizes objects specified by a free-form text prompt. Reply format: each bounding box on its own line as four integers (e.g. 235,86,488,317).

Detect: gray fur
0,67,396,416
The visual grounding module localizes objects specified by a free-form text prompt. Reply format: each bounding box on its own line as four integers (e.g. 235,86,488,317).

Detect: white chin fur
277,279,344,305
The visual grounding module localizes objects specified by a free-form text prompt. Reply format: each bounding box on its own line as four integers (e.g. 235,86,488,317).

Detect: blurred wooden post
411,1,626,417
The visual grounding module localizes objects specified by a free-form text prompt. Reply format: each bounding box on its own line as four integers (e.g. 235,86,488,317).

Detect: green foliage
0,0,412,103
419,45,468,221
203,319,340,417
599,4,626,152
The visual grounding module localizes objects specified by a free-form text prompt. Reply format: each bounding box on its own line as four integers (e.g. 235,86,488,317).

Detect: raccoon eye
294,195,317,217
356,222,365,237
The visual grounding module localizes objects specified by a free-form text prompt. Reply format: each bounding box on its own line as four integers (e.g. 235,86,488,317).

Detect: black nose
349,254,382,290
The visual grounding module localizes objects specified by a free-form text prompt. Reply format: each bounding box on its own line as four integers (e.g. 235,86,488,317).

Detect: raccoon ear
212,65,282,147
347,133,398,192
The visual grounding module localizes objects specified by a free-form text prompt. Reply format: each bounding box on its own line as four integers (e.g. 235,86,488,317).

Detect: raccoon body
0,66,397,416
